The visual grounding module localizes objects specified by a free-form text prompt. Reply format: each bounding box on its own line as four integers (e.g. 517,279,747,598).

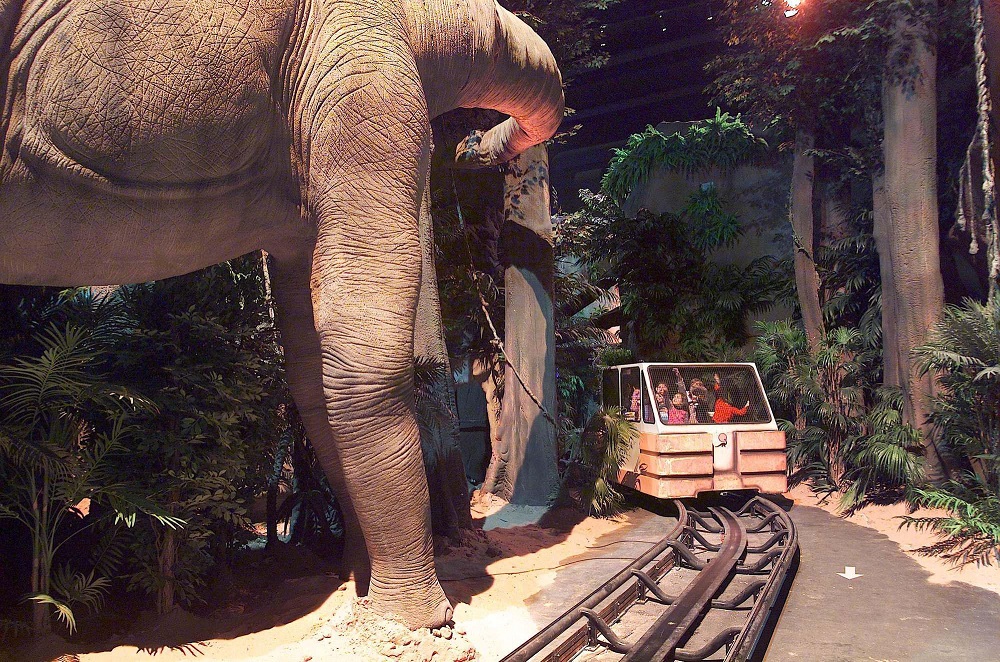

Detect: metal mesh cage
647,365,772,425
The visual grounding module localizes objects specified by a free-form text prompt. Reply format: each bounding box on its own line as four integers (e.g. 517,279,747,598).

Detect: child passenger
713,383,749,423
664,392,689,424
628,386,641,421
654,380,669,410
688,378,712,423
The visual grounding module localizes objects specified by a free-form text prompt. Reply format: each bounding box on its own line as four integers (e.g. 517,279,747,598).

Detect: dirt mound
245,598,478,662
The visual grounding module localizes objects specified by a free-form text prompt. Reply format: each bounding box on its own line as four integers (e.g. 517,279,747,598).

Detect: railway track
501,496,797,662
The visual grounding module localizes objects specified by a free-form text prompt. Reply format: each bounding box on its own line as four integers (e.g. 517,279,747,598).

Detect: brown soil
19,487,996,662
15,497,629,662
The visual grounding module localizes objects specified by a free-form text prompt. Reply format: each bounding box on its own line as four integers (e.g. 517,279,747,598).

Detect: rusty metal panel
637,451,714,477
639,432,714,454
736,430,786,450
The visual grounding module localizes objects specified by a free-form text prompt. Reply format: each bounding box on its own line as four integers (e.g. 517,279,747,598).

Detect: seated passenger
688,378,712,423
654,380,669,410
628,386,641,421
664,392,690,424
713,384,749,423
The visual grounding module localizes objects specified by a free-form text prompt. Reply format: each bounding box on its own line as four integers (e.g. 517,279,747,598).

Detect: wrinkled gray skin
0,0,563,628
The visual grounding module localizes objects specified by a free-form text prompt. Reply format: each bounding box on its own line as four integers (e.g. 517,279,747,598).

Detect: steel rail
499,495,796,662
500,501,689,662
621,507,748,661
725,498,799,662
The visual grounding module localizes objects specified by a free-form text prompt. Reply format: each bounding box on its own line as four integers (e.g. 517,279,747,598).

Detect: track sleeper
579,608,632,654
674,626,742,661
630,569,676,604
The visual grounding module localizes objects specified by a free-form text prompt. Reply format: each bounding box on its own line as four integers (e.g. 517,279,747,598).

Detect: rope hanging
450,171,558,429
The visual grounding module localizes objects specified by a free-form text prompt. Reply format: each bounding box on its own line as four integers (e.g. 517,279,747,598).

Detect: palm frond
24,594,77,634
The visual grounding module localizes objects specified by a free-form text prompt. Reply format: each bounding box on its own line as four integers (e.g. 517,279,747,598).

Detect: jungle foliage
600,110,768,205
709,0,1000,561
0,255,329,637
906,300,1000,564
573,406,636,517
106,256,288,614
560,113,792,362
0,313,175,634
753,320,924,510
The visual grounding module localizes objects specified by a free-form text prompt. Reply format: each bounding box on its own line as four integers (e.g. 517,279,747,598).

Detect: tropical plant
553,264,614,428
839,387,923,511
904,480,1000,565
600,109,768,205
753,318,921,507
561,187,790,360
0,321,178,634
570,406,636,517
108,254,287,613
905,299,1000,564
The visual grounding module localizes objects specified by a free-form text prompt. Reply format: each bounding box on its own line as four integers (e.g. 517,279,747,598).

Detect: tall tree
790,129,826,349
876,0,947,480
710,0,976,481
480,145,559,504
709,0,880,343
432,0,617,504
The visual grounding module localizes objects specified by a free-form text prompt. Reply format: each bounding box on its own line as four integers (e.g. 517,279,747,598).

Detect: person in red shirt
713,380,749,423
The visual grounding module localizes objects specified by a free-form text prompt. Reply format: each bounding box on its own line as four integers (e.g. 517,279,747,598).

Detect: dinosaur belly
21,0,288,185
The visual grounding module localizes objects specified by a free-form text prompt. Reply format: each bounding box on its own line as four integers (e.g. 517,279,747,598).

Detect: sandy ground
19,493,631,662
15,487,1000,662
786,483,1000,597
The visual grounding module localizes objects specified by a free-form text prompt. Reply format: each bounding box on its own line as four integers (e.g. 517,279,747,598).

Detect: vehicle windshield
647,365,771,425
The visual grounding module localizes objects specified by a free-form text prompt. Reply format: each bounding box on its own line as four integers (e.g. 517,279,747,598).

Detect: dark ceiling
549,0,722,208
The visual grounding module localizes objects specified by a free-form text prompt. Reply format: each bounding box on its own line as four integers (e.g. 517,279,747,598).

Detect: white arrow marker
837,566,863,580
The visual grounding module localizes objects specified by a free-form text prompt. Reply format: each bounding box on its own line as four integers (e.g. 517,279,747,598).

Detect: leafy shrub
754,319,922,508
109,255,285,612
0,314,177,634
569,406,636,517
601,109,767,205
562,190,790,360
906,299,1000,564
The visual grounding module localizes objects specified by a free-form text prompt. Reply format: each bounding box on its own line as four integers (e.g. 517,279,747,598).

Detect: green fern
24,594,77,634
577,406,637,517
904,479,1000,565
903,299,1000,564
600,109,767,204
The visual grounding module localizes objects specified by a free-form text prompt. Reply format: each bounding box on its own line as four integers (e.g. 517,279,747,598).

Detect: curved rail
726,497,799,661
501,501,688,662
622,507,747,660
499,495,797,662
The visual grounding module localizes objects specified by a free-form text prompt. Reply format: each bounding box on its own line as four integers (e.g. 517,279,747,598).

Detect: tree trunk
872,175,902,387
30,477,50,634
976,0,1000,301
790,129,825,350
414,155,473,534
482,145,559,505
877,7,947,482
157,513,178,614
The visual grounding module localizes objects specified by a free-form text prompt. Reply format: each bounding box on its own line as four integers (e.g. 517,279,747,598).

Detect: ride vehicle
602,363,787,498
